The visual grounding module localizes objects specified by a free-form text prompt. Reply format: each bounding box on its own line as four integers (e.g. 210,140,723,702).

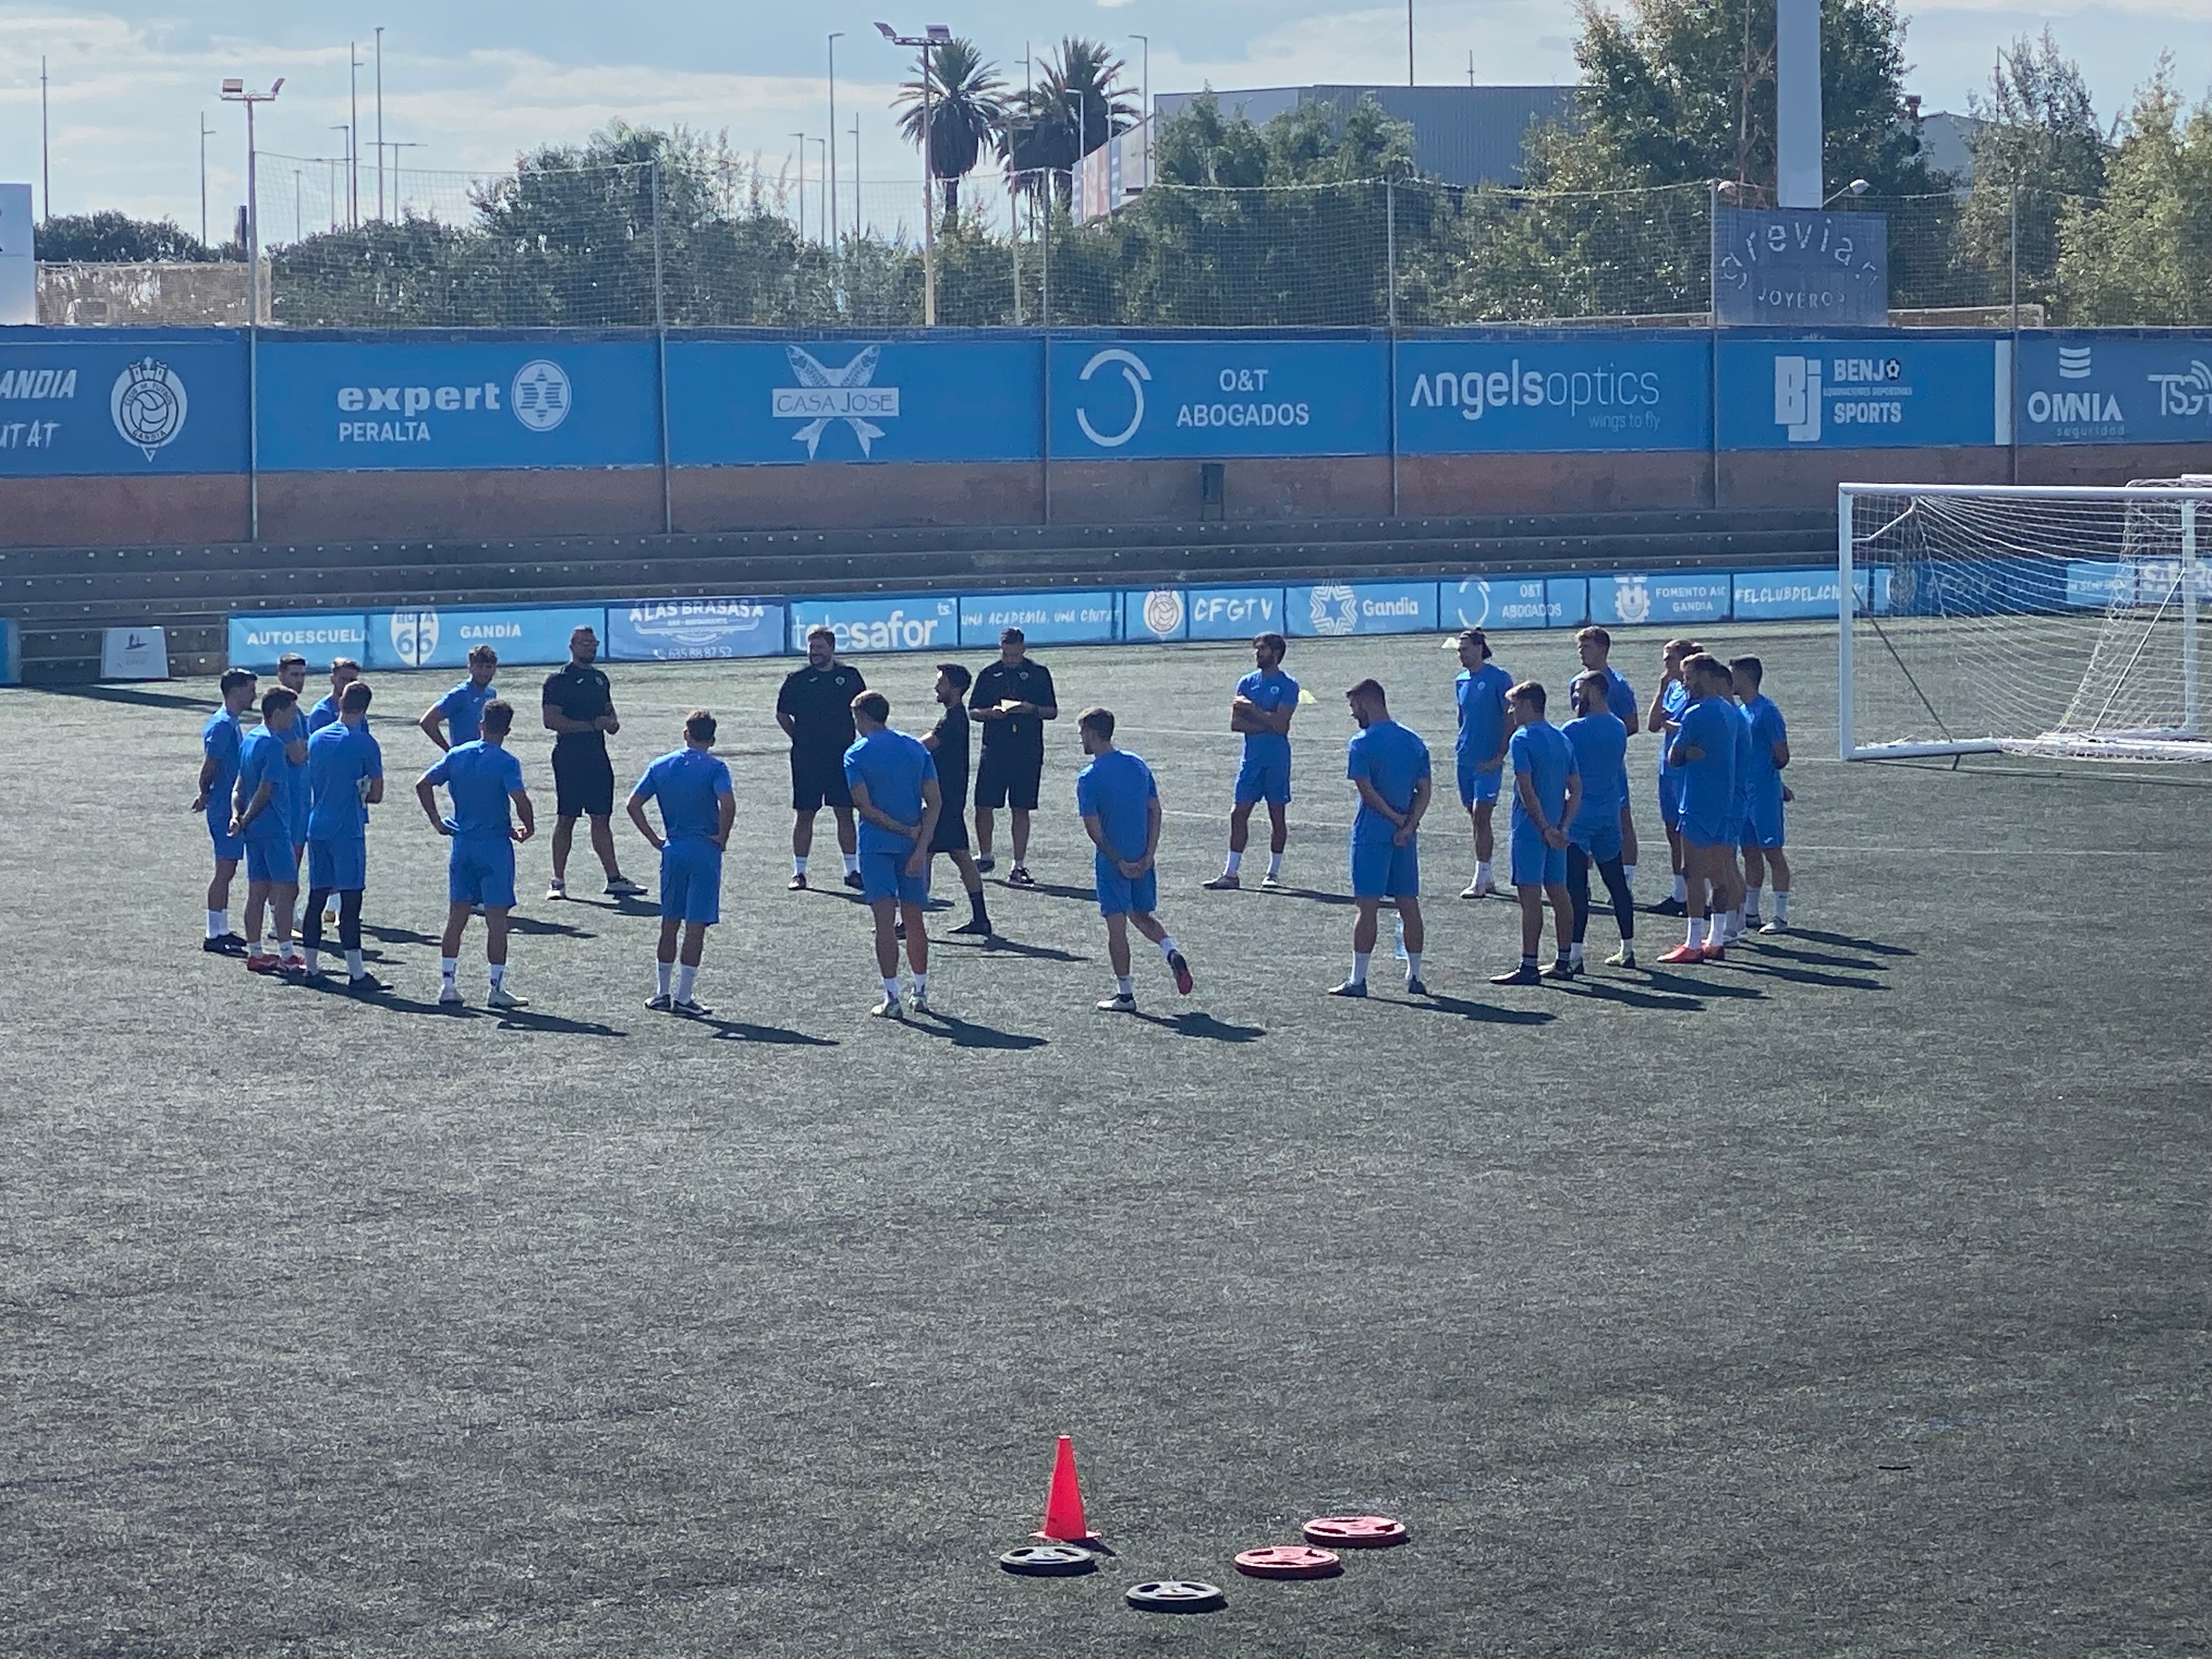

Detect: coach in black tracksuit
969,627,1058,887
541,623,644,901
777,625,866,891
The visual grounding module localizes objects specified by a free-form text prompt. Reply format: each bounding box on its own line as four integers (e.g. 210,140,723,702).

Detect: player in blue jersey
193,668,258,953
417,644,499,752
1645,637,1702,915
1711,674,1758,949
1207,632,1300,891
1077,707,1194,1012
1491,681,1582,985
1452,629,1513,898
1660,654,1743,963
844,692,941,1020
628,710,738,1017
304,657,361,735
1575,627,1641,896
1731,656,1793,934
1334,679,1433,997
300,680,386,988
1563,671,1639,970
230,687,303,973
417,698,536,1009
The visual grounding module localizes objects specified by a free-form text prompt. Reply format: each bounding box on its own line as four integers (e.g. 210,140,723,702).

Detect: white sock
440,956,459,983
882,975,901,1003
206,909,225,939
843,853,860,875
1405,951,1423,981
1116,974,1135,996
656,960,673,995
1223,849,1243,875
346,949,364,977
1745,884,1764,919
302,949,319,973
793,855,808,875
1351,951,1372,985
1477,860,1493,884
675,964,698,1001
488,962,506,988
1775,889,1791,921
1570,941,1585,965
1157,935,1178,961
1622,864,1637,891
283,939,303,962
911,973,927,1001
1672,873,1689,902
1267,851,1283,878
1686,916,1707,948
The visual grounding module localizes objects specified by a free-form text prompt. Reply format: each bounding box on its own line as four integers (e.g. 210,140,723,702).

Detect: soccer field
5,623,2207,1658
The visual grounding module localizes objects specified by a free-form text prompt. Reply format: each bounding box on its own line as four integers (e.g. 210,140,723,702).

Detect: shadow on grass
1131,1010,1267,1042
932,934,1087,964
360,922,441,947
1001,877,1098,903
1407,994,1556,1026
1741,941,1879,972
1726,961,1888,992
907,1012,1049,1051
492,1008,630,1037
46,685,218,714
1786,927,1914,957
1255,884,1360,908
505,915,595,940
1635,969,1767,1002
1558,977,1706,1013
699,1016,836,1047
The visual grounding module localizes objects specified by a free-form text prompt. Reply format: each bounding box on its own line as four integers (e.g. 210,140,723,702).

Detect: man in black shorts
776,625,866,891
921,663,993,936
541,624,644,901
969,627,1058,886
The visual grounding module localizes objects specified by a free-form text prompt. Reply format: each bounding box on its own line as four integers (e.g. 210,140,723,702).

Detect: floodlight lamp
874,21,896,38
221,78,245,95
926,24,952,42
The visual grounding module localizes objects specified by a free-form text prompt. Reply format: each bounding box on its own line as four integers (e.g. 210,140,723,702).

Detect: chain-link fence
33,155,2201,330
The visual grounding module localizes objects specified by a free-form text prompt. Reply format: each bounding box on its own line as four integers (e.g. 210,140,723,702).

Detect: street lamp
1130,34,1150,193
221,76,284,323
791,131,808,242
876,20,951,325
1823,178,1872,207
828,33,844,251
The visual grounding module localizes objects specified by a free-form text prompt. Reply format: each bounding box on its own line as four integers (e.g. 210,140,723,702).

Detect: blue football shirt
1603,666,1638,726
1234,669,1299,770
1509,719,1578,832
1075,747,1158,862
635,747,735,843
1743,694,1788,807
1674,697,1740,820
1347,719,1432,843
436,680,499,746
842,729,934,856
1454,662,1513,764
1658,679,1691,775
1563,713,1628,836
1731,702,1757,810
305,693,343,735
306,722,383,840
234,725,295,842
201,710,243,799
424,740,526,840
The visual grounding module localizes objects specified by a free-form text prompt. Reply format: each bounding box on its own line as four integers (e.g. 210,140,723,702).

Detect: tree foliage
36,211,227,263
2057,63,2212,324
1956,31,2111,311
894,37,1007,219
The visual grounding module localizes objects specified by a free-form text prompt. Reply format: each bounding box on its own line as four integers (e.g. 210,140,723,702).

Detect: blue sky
2,1,2207,232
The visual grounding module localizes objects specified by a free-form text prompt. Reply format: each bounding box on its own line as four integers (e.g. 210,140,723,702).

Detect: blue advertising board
667,335,1042,466
0,614,19,684
364,605,605,671
2018,332,2212,447
1398,336,1710,454
1712,208,1890,328
1588,571,1733,628
1121,588,1189,643
1284,580,1436,638
788,593,959,655
0,329,246,476
1052,336,1386,460
1731,569,1867,621
605,597,786,661
1440,574,1588,631
257,337,659,471
958,590,1119,648
1719,335,2002,450
228,611,372,671
1183,584,1290,641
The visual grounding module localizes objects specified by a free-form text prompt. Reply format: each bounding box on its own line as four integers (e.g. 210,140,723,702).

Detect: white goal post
1839,480,2208,762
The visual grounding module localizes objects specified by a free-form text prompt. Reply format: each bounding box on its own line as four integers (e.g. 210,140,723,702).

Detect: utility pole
828,33,843,249
791,132,806,241
876,24,950,326
221,77,285,322
375,26,385,222
348,41,362,228
201,115,213,246
41,57,50,223
814,137,828,242
1407,0,1415,86
851,115,862,243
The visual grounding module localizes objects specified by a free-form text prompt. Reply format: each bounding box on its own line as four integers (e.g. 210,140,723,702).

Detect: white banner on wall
0,184,35,325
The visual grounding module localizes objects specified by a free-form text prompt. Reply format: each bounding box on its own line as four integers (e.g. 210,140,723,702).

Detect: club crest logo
1454,579,1491,629
511,360,572,432
1141,589,1184,639
389,610,440,667
1309,585,1359,636
110,357,188,460
1075,347,1150,448
1613,576,1652,625
775,345,901,457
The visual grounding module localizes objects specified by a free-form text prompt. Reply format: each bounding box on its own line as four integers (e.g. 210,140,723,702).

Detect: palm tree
1001,38,1141,207
894,37,1008,221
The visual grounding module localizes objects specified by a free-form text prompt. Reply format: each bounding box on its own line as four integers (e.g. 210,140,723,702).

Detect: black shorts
791,749,854,812
974,745,1043,812
929,809,971,855
552,744,614,818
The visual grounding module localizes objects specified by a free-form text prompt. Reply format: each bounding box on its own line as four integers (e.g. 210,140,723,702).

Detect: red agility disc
1234,1544,1343,1580
1301,1515,1409,1549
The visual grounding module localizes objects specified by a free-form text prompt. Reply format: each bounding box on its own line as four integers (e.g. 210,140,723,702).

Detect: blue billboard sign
257,337,659,471
1712,208,1890,328
1398,336,1710,454
605,597,786,661
228,611,372,671
1440,575,1588,631
1284,580,1436,638
958,591,1119,648
788,594,958,656
364,605,605,671
1052,336,1386,460
1588,571,1733,627
1719,335,2002,449
1730,569,1861,621
0,615,19,685
0,329,246,476
667,335,1042,466
1121,588,1189,643
1184,585,1289,641
2018,332,2212,446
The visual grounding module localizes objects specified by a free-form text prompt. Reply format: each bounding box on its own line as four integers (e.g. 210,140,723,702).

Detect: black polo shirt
971,658,1056,751
777,662,867,757
930,703,972,811
542,662,612,755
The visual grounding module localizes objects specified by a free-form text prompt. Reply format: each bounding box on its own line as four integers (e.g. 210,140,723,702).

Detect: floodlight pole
1407,0,1415,86
375,26,385,222
200,115,213,246
348,42,363,228
791,132,807,241
828,33,843,249
222,78,284,323
41,57,50,223
878,23,946,325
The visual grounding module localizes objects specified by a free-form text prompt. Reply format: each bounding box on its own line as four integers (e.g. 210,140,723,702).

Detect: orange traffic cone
1033,1435,1107,1550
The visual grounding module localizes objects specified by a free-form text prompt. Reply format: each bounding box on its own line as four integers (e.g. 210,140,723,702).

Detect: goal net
1840,481,2208,761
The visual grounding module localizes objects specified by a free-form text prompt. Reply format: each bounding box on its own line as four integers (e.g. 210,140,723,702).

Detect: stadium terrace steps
4,506,1835,683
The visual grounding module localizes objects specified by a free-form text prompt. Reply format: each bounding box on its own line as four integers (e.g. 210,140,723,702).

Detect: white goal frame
1838,481,2206,761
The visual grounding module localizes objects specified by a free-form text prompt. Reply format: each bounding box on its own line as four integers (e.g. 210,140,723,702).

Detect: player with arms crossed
1731,656,1793,933
777,626,866,891
1660,654,1743,963
273,653,323,945
1562,670,1639,970
1575,627,1640,895
1076,707,1194,1013
417,698,535,1008
1334,679,1433,998
1491,681,1582,986
417,644,499,752
921,663,994,937
543,625,644,902
194,668,257,953
969,628,1058,885
1646,638,1701,916
300,680,386,990
1207,631,1299,890
844,692,941,1019
230,687,303,973
627,710,736,1017
1452,629,1513,899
